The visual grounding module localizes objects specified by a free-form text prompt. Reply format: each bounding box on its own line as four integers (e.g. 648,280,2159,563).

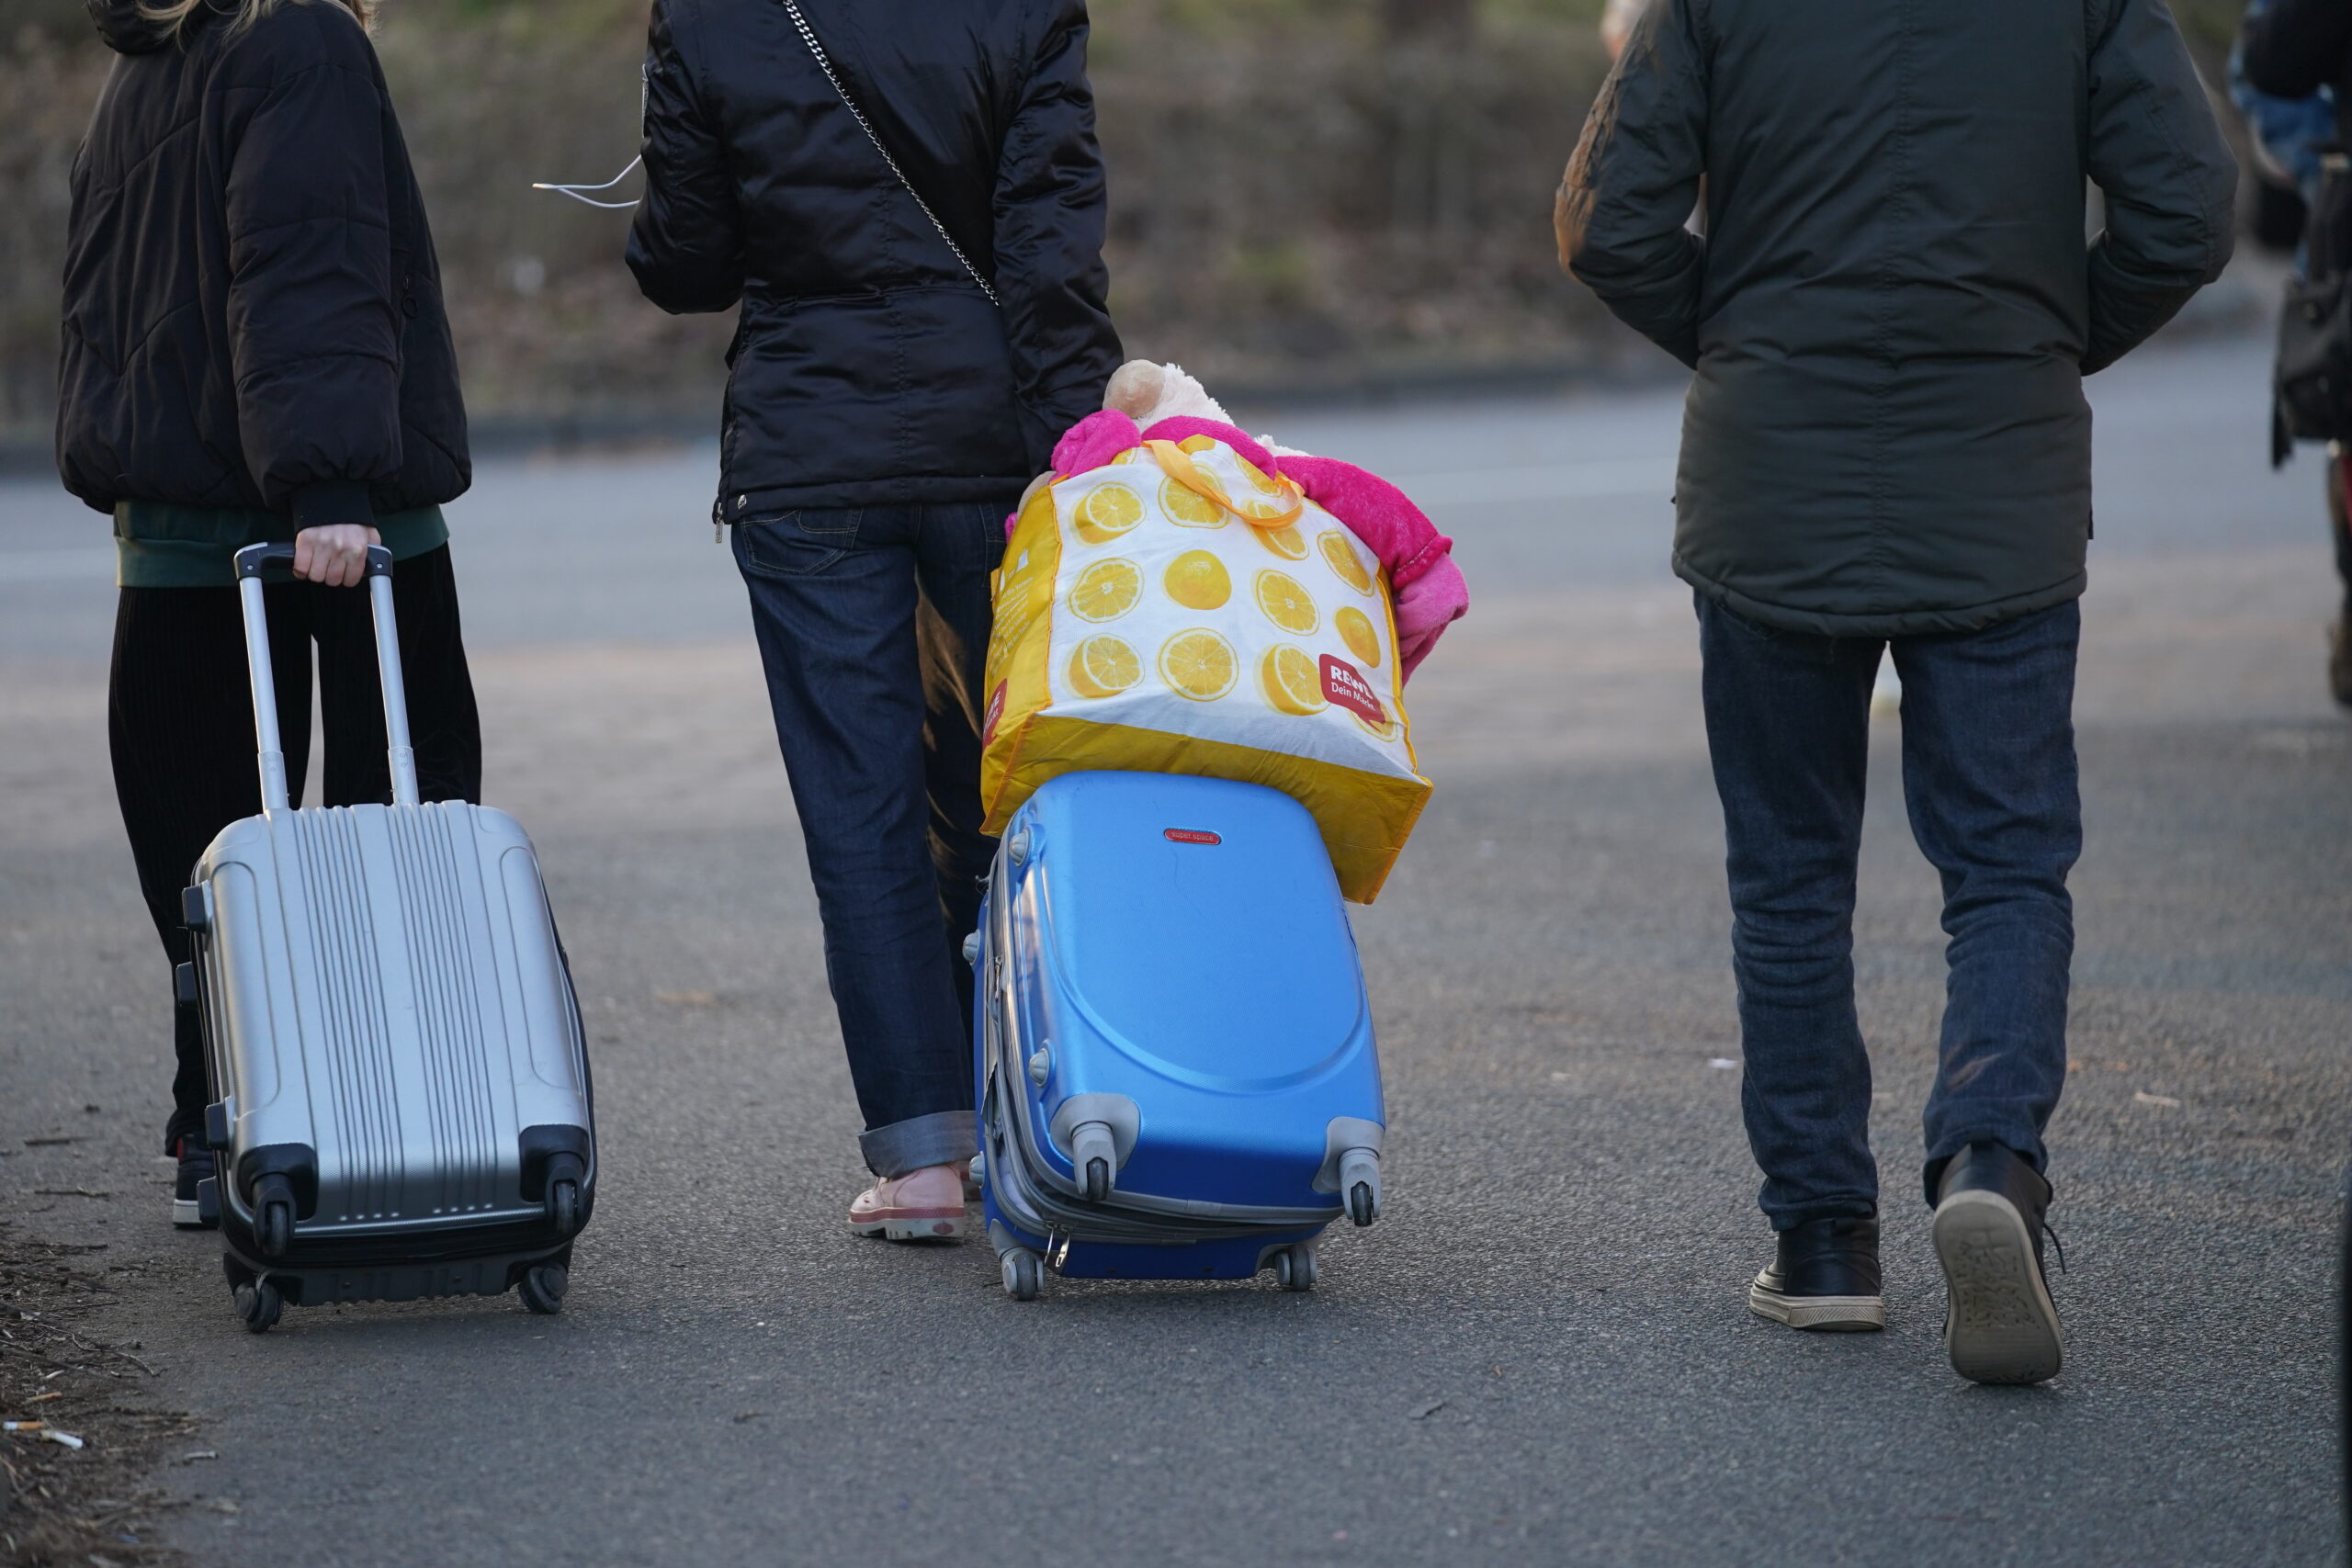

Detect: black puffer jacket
628,0,1121,520
57,0,469,528
1559,0,2235,637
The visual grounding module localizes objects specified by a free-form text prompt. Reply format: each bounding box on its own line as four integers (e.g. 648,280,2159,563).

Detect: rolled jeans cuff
859,1109,977,1179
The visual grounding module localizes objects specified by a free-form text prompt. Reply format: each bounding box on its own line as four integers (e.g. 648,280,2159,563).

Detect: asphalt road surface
2,330,2346,1566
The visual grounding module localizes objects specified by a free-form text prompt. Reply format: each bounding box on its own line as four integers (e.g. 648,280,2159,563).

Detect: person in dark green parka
1558,0,2235,1385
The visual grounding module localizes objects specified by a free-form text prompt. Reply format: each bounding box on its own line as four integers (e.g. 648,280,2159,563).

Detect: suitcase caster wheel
1348,1179,1378,1228
1274,1245,1317,1292
548,1179,582,1237
257,1197,293,1259
234,1279,283,1333
519,1263,569,1315
1001,1248,1043,1302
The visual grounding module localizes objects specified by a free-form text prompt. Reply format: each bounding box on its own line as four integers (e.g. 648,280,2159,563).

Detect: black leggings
108,545,482,1150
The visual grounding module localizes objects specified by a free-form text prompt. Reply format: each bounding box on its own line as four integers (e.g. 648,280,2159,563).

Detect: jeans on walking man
1557,0,2236,1383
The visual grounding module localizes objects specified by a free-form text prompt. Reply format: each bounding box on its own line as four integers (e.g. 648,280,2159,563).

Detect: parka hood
87,0,187,56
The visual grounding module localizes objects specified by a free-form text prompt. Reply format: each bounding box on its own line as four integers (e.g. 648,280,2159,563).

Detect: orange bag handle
1145,440,1305,529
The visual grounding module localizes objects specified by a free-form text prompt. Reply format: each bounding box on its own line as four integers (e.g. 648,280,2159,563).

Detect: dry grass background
0,0,2253,441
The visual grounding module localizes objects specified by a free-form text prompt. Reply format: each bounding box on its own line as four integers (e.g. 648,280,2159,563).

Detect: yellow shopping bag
981,436,1431,902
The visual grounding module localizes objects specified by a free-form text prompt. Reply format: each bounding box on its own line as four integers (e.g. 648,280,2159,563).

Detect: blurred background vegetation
0,0,2255,443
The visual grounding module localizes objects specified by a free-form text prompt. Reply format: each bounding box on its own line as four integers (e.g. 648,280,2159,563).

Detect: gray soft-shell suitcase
178,542,594,1332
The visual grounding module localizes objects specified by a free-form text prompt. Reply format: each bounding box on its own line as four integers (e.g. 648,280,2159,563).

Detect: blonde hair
139,0,375,39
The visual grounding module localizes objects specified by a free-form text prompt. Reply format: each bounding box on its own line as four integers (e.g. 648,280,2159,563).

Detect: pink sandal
846,1163,967,1243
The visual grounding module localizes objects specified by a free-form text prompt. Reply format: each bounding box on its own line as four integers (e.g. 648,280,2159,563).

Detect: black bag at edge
2274,147,2352,465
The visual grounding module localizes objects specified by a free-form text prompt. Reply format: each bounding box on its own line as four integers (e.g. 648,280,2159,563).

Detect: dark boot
172,1136,217,1231
1747,1214,1884,1331
1932,1142,2063,1385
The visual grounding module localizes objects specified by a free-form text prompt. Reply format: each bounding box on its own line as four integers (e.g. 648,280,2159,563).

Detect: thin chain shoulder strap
777,0,1001,308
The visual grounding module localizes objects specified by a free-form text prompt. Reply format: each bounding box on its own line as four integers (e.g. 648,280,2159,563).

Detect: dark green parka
1558,0,2236,637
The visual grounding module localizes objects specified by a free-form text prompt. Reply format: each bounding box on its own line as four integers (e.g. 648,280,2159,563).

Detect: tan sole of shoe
1747,1280,1885,1332
1933,1189,2064,1385
848,1210,964,1244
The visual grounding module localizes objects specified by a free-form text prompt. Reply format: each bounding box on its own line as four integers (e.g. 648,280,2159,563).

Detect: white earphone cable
531,154,644,209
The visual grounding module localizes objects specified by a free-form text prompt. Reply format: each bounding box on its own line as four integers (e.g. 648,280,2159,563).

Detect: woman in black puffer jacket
628,0,1120,1241
58,0,481,1227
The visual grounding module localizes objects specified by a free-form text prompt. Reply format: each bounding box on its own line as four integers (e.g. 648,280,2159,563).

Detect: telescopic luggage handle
232,542,420,815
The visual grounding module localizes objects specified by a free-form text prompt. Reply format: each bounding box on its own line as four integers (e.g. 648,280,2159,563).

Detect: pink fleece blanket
1034,411,1469,679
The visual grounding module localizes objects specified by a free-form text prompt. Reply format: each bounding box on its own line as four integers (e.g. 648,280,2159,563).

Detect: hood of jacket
86,0,195,55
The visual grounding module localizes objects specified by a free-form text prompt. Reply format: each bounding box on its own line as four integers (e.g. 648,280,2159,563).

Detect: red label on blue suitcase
1163,828,1222,844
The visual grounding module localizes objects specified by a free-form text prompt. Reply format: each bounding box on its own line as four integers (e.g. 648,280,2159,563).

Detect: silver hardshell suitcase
178,542,594,1332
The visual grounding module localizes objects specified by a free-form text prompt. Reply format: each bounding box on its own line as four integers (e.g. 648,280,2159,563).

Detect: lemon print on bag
1260,644,1327,716
1158,628,1238,701
1253,569,1319,636
1075,483,1145,546
1334,605,1382,668
1163,550,1231,611
1318,529,1375,594
1067,635,1142,700
1159,476,1227,528
1352,708,1399,741
1253,521,1309,560
1069,558,1142,623
1237,457,1285,496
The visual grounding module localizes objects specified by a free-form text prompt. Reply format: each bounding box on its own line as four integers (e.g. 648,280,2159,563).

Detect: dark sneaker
1747,1214,1885,1331
173,1137,217,1230
1933,1142,2063,1385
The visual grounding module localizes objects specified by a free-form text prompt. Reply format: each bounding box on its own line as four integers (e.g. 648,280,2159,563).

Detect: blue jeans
733,500,1010,1178
1695,594,2081,1229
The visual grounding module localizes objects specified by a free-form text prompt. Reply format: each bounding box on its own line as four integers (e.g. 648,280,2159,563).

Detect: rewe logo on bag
983,682,1007,747
1318,655,1385,723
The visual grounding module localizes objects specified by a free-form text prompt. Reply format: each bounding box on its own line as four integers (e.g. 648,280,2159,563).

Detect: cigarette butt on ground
3,1420,85,1449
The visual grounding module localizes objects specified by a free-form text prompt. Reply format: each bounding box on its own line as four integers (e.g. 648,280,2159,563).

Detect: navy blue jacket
58,0,469,529
628,0,1122,520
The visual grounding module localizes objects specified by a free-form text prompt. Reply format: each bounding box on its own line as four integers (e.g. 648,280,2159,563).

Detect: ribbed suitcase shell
182,544,593,1323
976,771,1384,1291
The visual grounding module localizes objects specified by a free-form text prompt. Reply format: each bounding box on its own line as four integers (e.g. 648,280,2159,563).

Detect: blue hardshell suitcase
972,771,1385,1298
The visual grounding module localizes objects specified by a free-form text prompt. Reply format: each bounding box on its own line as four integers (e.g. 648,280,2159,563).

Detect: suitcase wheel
1000,1247,1043,1302
254,1181,295,1260
1273,1244,1317,1292
1339,1148,1382,1229
233,1279,283,1333
548,1179,582,1238
518,1263,569,1315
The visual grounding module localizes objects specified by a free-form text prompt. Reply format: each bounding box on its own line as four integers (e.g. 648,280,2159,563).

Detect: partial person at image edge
2238,0,2352,705
1558,0,2234,1382
55,0,484,1225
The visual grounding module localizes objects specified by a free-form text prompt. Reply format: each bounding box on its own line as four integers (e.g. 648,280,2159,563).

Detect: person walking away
1558,0,2234,1383
57,0,481,1228
2239,0,2352,705
628,0,1121,1243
